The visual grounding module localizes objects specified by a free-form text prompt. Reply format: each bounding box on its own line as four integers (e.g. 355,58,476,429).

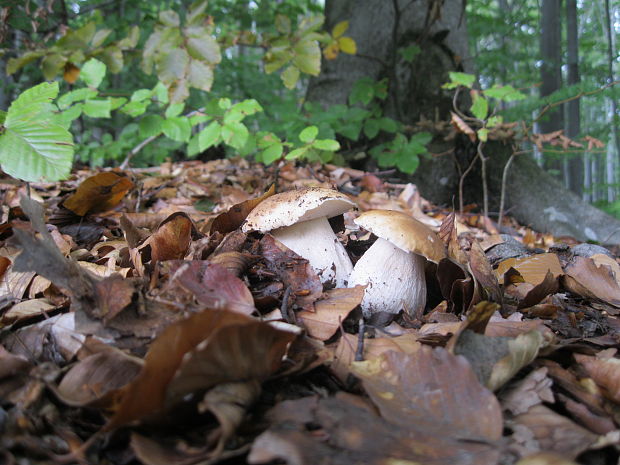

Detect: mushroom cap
242,187,356,233
354,210,446,263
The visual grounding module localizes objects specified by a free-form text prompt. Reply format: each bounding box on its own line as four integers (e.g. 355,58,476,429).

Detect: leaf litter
1,158,620,464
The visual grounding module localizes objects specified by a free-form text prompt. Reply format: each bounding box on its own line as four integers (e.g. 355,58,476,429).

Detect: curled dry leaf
450,111,476,143
63,171,134,216
143,212,195,263
106,309,295,430
468,239,503,304
517,271,559,310
297,285,364,341
209,251,257,277
210,184,275,235
563,256,620,308
437,257,478,314
500,367,555,416
574,352,620,404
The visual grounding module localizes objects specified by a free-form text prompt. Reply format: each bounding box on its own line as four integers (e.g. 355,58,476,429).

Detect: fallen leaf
499,367,554,415
170,261,256,315
63,171,134,216
297,286,364,340
497,253,563,285
574,352,620,404
143,212,195,263
210,184,275,235
563,256,620,307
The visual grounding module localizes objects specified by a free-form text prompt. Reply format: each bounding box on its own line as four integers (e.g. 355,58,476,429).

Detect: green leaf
80,59,106,88
218,98,232,110
233,99,263,115
120,100,149,117
159,10,180,27
332,21,349,39
100,45,124,74
198,121,221,150
7,51,45,75
187,60,214,91
281,65,300,89
157,48,189,84
349,78,375,106
0,82,74,182
262,143,284,164
470,91,489,120
338,37,356,54
483,84,526,102
187,0,208,27
57,88,98,109
447,72,476,88
477,128,488,142
91,29,112,48
41,53,66,80
186,35,221,64
363,118,380,139
378,117,399,133
221,122,249,149
56,104,82,128
312,139,340,151
83,99,111,118
165,103,185,118
109,97,127,110
487,115,503,128
162,116,191,142
299,126,318,143
131,89,153,102
409,132,433,145
293,39,321,75
396,153,419,174
286,146,309,160
275,15,291,34
139,114,164,138
153,82,169,104
398,44,420,63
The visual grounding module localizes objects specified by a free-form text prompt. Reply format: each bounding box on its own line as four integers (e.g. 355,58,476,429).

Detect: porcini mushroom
242,187,356,287
348,210,446,319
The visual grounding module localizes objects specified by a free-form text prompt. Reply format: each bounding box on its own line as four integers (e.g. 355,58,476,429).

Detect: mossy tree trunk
307,0,620,244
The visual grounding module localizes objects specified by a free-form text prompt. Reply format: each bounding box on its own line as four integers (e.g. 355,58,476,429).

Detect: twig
498,147,520,227
458,153,479,215
280,286,294,324
119,135,158,170
477,141,488,218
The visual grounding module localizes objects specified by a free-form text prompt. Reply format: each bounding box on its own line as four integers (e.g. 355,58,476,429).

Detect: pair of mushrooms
242,187,446,318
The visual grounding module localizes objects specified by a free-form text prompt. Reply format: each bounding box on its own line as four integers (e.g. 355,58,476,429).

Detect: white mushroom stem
271,216,353,288
348,237,427,318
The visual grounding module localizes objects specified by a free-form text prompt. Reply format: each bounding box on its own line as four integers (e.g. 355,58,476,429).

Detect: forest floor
1,159,620,465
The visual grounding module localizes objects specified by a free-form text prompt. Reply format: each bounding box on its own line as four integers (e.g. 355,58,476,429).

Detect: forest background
0,0,619,241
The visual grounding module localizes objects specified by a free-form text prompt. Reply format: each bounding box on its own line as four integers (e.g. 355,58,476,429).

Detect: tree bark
307,0,620,244
565,0,582,196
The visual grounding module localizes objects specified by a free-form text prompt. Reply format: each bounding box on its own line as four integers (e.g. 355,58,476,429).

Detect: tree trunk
604,0,619,202
307,0,620,244
565,0,582,196
539,0,564,179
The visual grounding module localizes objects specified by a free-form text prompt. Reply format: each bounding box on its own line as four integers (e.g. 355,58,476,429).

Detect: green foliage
0,82,74,182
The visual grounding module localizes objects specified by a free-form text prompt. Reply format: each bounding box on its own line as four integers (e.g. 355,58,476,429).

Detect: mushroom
242,187,356,287
348,210,446,319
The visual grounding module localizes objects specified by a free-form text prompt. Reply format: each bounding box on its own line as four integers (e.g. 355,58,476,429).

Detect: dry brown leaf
496,253,563,285
450,111,476,142
106,309,295,430
63,171,134,216
563,256,620,307
574,352,620,404
210,184,275,235
297,286,364,340
143,212,195,263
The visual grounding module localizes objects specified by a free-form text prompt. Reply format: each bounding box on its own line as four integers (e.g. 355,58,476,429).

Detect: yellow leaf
323,42,339,60
332,20,349,39
338,37,357,55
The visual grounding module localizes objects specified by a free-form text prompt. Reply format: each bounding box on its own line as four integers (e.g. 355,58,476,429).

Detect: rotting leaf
517,271,559,310
297,285,364,340
92,274,135,322
63,171,134,216
170,261,255,315
210,183,275,235
563,256,620,308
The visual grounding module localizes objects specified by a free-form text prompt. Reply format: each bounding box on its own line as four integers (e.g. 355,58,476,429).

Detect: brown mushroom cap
242,187,356,233
354,210,446,263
